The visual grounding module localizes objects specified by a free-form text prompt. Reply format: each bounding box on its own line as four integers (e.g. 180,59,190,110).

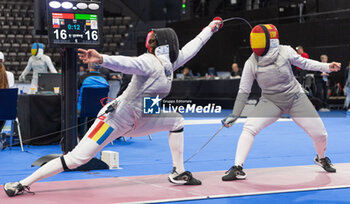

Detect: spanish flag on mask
250,24,279,56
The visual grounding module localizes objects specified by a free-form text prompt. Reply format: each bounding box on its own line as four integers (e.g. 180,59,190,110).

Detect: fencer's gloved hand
222,113,238,128
19,75,25,82
208,17,223,33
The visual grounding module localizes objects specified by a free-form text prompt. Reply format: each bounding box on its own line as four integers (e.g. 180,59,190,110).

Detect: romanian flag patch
88,121,114,145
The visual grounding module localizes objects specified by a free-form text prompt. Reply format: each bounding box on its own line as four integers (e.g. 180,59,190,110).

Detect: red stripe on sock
88,121,104,139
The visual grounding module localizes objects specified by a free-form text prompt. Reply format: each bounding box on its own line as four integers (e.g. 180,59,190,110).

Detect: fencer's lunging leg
20,119,118,187
168,128,185,174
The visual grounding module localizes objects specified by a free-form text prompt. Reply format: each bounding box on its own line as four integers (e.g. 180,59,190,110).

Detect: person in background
78,65,86,76
0,52,14,88
344,61,350,111
315,54,330,111
19,43,57,87
77,63,109,139
183,67,194,79
117,74,132,97
295,46,309,83
0,51,12,149
231,63,241,78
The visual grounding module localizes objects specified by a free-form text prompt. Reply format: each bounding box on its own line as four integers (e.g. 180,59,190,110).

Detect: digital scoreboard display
47,0,103,48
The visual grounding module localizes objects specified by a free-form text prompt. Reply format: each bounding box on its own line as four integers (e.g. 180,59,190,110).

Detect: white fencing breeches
235,94,328,166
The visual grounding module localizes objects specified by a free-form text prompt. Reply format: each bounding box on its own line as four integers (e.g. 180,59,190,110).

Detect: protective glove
19,75,25,82
221,113,238,128
208,17,223,33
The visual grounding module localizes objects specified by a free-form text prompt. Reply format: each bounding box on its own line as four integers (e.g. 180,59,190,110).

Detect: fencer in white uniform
3,19,223,197
19,43,57,87
222,24,341,181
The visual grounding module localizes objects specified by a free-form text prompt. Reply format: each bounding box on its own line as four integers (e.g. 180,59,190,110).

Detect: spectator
231,63,241,78
183,67,194,79
19,43,57,88
344,61,350,111
77,63,109,139
78,65,86,76
315,54,330,111
0,51,11,149
0,52,14,88
117,74,132,97
295,46,309,83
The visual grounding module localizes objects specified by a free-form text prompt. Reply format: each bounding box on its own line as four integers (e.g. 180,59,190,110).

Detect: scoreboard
46,0,103,48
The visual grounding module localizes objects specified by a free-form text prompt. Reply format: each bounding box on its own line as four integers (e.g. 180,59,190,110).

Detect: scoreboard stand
32,0,108,170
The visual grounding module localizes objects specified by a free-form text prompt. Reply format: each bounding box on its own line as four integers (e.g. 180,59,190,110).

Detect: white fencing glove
221,113,238,128
19,75,25,82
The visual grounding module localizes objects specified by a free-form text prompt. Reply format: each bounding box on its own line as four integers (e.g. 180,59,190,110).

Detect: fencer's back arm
173,27,213,71
44,55,57,73
287,46,330,73
21,57,33,77
232,60,255,116
100,54,155,76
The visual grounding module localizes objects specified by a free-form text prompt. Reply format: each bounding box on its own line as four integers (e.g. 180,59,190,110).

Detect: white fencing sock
168,131,185,174
234,130,255,167
20,157,64,186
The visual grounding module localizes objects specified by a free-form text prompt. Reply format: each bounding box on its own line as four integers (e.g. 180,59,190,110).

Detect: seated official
231,63,241,78
78,63,109,139
183,67,194,79
78,63,109,111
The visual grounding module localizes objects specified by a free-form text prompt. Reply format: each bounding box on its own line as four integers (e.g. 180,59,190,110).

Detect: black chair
115,17,122,25
118,25,127,35
80,87,110,118
122,16,131,25
79,87,109,140
0,88,24,151
110,25,118,34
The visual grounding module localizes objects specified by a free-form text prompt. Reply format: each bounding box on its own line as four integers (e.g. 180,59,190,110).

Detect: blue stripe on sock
96,126,114,145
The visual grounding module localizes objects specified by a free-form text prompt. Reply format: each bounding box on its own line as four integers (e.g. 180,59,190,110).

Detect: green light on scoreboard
75,14,97,20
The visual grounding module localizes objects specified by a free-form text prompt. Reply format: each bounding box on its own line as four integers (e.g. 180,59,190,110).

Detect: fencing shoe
222,165,247,181
314,155,336,173
3,182,34,197
168,167,201,185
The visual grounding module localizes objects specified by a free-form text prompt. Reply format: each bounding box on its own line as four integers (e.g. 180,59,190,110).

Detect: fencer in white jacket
3,19,223,197
222,24,341,181
19,43,57,87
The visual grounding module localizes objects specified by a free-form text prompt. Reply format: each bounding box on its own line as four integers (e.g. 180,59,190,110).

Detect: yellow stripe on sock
92,123,110,142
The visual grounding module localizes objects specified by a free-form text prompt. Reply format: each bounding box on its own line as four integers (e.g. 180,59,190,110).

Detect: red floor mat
2,163,350,204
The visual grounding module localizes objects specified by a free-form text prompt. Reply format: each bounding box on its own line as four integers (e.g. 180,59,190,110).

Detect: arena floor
1,110,349,203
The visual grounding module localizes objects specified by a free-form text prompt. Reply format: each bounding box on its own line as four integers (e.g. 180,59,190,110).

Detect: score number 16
54,29,98,40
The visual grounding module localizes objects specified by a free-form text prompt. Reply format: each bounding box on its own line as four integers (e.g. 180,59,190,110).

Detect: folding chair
79,87,110,143
0,88,24,151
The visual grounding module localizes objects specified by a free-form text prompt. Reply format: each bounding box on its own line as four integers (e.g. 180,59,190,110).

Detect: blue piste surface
0,110,349,203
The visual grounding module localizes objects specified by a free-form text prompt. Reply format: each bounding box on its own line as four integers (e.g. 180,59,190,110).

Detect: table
167,79,261,109
18,94,62,145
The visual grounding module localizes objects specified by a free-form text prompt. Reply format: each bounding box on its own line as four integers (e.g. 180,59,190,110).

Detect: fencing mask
31,43,44,57
250,24,279,56
145,28,179,63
